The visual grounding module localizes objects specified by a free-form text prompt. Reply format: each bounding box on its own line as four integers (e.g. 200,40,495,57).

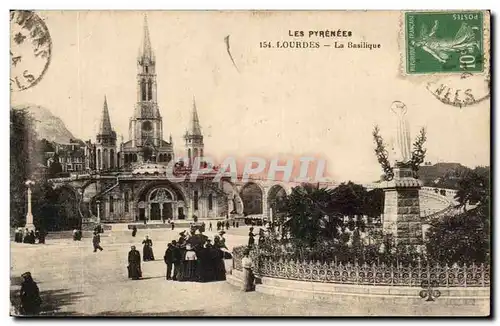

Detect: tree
410,127,427,178
48,152,63,177
372,126,394,181
426,166,490,265
10,108,40,227
426,207,489,264
281,182,374,248
454,167,490,212
282,184,339,247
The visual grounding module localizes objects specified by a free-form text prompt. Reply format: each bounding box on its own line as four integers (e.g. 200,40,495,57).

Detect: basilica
76,17,236,223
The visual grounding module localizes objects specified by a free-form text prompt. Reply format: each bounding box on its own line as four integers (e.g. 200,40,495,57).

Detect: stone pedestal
381,165,423,245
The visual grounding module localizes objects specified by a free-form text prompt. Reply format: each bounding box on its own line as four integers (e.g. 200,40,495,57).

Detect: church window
194,191,199,210
147,80,153,100
145,65,149,74
124,192,129,213
110,196,114,213
208,193,213,210
141,79,147,101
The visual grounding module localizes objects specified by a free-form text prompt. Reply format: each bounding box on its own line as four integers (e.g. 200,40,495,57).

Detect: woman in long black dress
142,235,155,261
248,227,256,248
214,246,227,281
128,246,142,280
19,272,41,315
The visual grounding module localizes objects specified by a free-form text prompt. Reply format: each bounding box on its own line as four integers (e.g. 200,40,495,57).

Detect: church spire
98,96,113,136
190,97,202,136
139,14,154,61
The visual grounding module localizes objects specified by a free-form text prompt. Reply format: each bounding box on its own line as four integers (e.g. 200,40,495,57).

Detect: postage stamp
405,11,484,74
10,10,52,92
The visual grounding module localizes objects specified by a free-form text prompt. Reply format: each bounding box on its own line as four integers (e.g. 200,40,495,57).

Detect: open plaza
9,223,488,316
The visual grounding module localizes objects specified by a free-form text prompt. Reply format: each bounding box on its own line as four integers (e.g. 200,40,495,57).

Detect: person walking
209,222,212,231
131,226,137,237
142,235,155,261
127,246,142,280
164,242,175,280
92,231,103,252
19,272,42,315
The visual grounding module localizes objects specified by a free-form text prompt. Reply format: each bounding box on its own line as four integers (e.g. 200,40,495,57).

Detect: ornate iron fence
232,247,490,288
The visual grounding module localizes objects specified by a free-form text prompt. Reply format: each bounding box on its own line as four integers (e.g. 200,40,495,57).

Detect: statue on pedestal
391,101,412,166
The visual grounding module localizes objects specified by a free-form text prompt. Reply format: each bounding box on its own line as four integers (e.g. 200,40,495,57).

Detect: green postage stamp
405,11,484,74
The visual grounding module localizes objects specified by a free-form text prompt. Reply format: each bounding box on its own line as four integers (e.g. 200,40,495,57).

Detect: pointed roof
98,96,114,136
190,97,202,136
139,15,154,61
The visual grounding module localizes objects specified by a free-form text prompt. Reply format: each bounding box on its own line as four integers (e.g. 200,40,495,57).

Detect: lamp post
96,200,101,224
24,180,36,231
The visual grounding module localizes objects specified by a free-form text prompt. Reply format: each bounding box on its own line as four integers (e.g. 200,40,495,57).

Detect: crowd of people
127,228,230,283
13,228,46,244
13,219,264,315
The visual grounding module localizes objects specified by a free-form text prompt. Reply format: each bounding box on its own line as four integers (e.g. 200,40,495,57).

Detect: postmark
426,72,490,108
405,11,483,74
10,10,52,92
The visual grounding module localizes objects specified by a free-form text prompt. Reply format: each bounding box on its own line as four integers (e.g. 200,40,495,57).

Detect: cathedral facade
80,17,230,223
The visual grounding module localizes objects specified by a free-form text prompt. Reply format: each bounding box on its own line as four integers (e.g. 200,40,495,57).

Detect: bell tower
96,96,117,170
128,15,163,161
184,97,204,166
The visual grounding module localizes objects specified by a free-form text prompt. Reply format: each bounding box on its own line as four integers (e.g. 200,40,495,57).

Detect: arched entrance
136,183,187,222
267,185,287,223
240,182,263,215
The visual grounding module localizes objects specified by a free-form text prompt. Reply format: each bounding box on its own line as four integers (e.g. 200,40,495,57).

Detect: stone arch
135,181,188,222
240,182,264,215
266,184,288,223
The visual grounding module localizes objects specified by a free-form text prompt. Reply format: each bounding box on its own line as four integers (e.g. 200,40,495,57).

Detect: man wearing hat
19,272,41,315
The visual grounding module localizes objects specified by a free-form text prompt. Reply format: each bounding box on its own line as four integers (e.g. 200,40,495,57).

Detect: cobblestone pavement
9,227,486,316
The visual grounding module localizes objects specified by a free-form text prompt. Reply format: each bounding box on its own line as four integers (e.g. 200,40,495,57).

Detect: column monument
24,180,36,231
381,101,423,245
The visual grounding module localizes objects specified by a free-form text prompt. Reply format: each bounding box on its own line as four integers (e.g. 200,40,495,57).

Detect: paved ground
10,226,488,316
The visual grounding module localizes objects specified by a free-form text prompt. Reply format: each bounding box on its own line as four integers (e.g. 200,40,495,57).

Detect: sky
11,11,491,183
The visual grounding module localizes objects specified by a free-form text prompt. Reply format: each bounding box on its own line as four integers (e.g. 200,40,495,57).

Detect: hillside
12,104,76,144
